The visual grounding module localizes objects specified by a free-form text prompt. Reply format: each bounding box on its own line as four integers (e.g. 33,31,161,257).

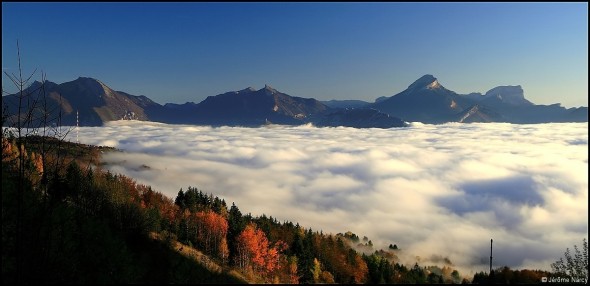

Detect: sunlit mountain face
70,120,588,274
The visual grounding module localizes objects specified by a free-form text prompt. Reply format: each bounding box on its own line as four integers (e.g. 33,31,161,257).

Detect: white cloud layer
70,121,588,275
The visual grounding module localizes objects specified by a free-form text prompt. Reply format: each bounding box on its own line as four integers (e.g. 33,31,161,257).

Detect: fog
70,121,588,274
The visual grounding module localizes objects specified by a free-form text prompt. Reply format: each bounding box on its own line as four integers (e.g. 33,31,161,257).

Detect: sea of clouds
69,121,587,275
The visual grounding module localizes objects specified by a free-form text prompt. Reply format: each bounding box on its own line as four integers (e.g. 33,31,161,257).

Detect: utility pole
490,239,493,273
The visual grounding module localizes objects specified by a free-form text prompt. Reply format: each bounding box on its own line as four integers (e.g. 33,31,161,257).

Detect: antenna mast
76,110,79,144
490,239,493,273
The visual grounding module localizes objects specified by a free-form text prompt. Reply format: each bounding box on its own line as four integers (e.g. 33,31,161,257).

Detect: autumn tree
193,211,228,259
288,256,299,283
219,237,230,265
311,258,322,283
137,184,178,232
347,248,369,283
235,223,284,279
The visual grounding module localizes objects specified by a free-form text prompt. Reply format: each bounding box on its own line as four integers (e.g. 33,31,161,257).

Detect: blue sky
2,2,588,107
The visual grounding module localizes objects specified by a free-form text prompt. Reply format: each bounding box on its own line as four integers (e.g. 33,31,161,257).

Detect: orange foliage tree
236,223,285,278
194,211,228,259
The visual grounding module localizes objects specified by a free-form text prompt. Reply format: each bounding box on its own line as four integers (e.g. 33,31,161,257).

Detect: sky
2,2,588,107
67,121,588,276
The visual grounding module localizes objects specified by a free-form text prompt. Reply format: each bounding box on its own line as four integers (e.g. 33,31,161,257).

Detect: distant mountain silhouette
3,75,586,127
322,99,370,109
2,77,157,126
176,85,329,126
468,85,533,107
370,74,587,123
460,85,587,123
316,108,407,128
370,75,474,123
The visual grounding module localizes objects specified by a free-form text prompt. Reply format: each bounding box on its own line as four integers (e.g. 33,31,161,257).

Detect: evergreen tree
227,203,245,266
174,189,185,209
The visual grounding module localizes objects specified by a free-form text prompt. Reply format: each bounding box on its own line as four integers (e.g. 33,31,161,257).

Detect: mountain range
2,75,587,128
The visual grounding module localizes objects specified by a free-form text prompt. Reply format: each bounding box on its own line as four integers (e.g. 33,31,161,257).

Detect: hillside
1,135,247,284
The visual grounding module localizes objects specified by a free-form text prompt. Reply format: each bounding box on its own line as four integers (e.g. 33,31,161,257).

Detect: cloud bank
71,121,588,275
